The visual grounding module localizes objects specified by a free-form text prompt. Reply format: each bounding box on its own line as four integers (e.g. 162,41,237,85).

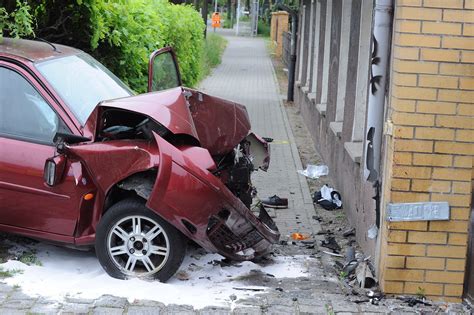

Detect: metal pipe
363,0,393,182
277,4,298,101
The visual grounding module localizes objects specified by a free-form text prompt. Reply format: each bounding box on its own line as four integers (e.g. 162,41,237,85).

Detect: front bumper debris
207,204,279,260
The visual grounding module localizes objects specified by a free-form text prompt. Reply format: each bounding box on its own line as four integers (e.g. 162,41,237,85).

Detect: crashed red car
0,38,279,281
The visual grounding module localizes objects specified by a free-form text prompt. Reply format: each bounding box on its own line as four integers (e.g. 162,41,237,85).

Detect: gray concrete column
334,0,352,122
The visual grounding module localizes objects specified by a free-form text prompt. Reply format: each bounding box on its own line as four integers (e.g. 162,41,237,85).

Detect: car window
36,53,133,125
151,52,180,92
0,67,59,144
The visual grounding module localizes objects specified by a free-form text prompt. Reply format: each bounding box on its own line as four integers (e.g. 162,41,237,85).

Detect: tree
0,1,35,40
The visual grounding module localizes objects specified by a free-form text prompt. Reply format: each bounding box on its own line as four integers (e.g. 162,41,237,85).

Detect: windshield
36,53,133,125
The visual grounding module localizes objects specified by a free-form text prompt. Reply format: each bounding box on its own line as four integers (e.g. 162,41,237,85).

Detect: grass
416,286,426,299
239,15,250,22
19,251,42,266
257,21,270,37
338,271,348,280
325,303,335,315
223,17,233,28
198,33,228,82
0,267,23,278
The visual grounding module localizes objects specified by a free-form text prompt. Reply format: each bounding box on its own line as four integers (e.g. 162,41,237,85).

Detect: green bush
0,1,34,40
239,14,250,22
222,19,233,28
2,0,205,93
257,20,270,37
88,0,205,92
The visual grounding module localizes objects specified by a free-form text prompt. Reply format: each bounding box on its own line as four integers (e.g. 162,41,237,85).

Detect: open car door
148,47,182,92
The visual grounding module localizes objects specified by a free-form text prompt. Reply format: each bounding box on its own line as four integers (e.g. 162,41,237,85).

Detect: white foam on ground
0,243,310,308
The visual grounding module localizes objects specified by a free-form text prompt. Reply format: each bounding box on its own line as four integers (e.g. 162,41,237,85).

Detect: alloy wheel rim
106,215,170,277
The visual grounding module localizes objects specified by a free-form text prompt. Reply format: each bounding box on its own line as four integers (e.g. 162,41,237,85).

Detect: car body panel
184,88,251,156
0,137,80,235
0,60,88,237
93,88,199,141
0,38,79,62
64,140,159,195
148,133,278,257
86,87,252,156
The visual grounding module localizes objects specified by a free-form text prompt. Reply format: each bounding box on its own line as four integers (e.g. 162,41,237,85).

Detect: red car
0,38,279,281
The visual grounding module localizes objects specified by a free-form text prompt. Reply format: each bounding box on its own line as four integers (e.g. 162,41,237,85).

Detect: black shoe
260,195,288,209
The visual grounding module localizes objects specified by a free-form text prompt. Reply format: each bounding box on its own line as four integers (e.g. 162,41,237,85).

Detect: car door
0,62,84,237
148,47,182,92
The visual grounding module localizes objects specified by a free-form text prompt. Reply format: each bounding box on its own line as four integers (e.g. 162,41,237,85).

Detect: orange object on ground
212,12,221,28
291,232,310,240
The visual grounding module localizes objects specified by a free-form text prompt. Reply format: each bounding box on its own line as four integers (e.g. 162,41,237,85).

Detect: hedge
1,0,205,93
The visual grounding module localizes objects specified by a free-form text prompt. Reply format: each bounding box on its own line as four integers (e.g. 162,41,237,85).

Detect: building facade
291,0,473,302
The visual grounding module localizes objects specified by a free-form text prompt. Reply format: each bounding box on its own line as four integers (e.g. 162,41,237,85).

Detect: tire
95,198,186,282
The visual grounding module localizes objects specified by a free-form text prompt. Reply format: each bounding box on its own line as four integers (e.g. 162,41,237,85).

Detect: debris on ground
320,235,341,253
397,296,433,307
313,185,343,210
367,224,379,239
322,251,344,257
342,227,356,237
356,261,376,288
176,270,190,281
297,164,329,179
260,195,288,209
291,232,310,241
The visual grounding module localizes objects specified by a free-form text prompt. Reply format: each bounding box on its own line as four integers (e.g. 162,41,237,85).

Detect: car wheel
95,198,186,282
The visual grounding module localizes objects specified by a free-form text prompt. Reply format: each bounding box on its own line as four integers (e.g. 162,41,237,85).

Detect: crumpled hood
84,87,251,155
94,87,199,139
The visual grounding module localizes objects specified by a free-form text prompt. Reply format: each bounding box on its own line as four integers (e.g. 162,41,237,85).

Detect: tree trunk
202,0,208,37
227,0,232,27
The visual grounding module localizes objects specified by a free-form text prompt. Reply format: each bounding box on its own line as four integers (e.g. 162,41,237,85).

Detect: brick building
289,0,473,303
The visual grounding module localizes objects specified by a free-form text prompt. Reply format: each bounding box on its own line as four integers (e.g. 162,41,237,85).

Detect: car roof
0,37,80,62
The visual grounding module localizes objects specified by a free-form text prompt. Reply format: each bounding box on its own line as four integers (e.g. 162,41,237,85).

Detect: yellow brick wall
379,0,474,302
270,11,289,57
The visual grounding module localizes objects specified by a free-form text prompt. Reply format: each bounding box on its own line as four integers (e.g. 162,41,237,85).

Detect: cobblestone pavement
0,35,469,314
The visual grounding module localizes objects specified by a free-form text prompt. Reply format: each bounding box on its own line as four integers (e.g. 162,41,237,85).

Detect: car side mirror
54,132,90,145
44,155,67,187
148,47,182,92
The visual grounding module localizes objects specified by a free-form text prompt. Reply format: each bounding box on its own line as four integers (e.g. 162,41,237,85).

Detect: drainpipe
276,4,298,102
364,0,393,183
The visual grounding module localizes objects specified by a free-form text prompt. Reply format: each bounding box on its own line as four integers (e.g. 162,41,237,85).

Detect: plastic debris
176,270,190,281
356,261,376,288
343,228,356,237
291,232,310,240
322,251,343,257
367,224,378,239
397,296,432,307
313,185,343,210
320,235,341,253
297,164,329,179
